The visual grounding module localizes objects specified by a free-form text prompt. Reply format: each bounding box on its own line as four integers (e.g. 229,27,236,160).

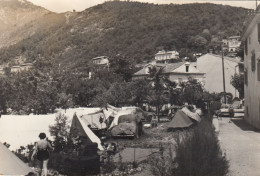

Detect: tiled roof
133,62,184,76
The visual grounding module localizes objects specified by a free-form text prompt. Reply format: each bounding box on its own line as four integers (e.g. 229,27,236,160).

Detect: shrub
173,119,229,176
149,144,175,176
149,118,229,176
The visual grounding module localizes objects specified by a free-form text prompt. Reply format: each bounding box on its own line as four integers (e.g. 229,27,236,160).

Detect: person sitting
31,133,53,176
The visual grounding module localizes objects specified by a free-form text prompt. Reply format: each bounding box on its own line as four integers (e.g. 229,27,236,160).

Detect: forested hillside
0,1,251,114
0,1,250,68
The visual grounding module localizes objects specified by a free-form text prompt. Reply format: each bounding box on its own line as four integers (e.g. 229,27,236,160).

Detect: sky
27,0,257,13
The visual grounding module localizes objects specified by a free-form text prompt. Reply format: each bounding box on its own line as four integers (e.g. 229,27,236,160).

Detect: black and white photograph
0,0,259,175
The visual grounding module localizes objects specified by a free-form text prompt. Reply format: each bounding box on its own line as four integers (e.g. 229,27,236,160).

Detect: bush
149,144,175,176
149,118,229,176
173,119,229,176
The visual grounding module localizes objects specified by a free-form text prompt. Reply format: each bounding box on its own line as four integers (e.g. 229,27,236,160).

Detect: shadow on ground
231,118,260,133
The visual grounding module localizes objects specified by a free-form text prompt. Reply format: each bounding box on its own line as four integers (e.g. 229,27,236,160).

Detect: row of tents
0,105,202,175
70,105,145,150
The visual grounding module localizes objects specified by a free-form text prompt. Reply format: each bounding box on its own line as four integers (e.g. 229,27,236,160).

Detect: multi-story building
228,36,241,53
132,62,205,84
155,50,179,63
242,13,260,129
92,56,109,66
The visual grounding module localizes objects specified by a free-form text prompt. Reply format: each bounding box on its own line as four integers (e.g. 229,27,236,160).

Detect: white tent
70,115,104,151
0,108,101,151
181,107,201,122
0,142,33,175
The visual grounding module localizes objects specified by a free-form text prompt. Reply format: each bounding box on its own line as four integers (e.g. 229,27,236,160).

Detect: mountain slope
0,1,250,68
0,0,53,48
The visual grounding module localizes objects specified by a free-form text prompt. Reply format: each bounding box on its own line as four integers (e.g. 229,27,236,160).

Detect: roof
196,53,239,95
92,56,108,60
133,62,205,76
242,13,260,41
228,36,240,39
155,50,179,55
0,142,33,175
133,62,183,76
200,53,241,63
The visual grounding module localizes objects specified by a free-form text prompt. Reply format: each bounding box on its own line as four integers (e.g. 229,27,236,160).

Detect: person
31,133,53,176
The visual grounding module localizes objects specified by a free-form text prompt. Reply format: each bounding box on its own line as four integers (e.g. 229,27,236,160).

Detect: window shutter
252,50,256,72
244,69,248,85
258,23,260,42
245,39,248,55
258,61,260,81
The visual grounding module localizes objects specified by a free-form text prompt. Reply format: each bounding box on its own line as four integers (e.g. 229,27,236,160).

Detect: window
258,60,260,81
244,69,248,85
251,50,256,72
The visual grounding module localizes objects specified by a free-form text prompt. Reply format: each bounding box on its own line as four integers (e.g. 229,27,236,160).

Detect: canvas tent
167,110,194,130
0,142,33,175
181,107,201,122
81,112,107,130
70,115,104,150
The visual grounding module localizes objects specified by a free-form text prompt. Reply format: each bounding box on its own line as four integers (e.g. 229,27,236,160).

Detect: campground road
219,116,260,176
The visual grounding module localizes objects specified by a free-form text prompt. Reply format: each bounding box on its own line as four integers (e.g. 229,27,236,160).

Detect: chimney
185,62,190,72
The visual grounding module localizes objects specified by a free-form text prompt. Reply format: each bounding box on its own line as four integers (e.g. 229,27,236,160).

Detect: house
155,50,179,63
92,56,109,66
132,62,205,84
241,12,260,129
10,63,33,73
222,36,241,53
196,53,241,97
228,36,241,52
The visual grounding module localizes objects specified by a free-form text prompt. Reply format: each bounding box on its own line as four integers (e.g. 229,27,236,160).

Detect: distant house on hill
222,36,241,53
241,13,260,129
228,36,241,52
92,56,109,66
132,62,205,84
10,63,33,73
196,53,241,97
155,50,179,64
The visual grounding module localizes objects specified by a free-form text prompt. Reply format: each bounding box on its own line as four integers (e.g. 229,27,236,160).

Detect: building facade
132,62,205,84
155,50,179,63
196,53,241,97
242,14,260,129
92,56,109,66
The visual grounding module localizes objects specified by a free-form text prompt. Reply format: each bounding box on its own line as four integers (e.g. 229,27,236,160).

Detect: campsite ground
219,114,260,176
105,120,177,176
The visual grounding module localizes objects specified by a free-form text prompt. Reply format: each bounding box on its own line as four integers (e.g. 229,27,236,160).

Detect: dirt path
219,116,260,176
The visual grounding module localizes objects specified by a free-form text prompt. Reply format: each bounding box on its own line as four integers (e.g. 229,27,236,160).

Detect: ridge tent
167,110,194,130
70,115,104,151
81,112,107,130
181,107,201,122
0,142,33,175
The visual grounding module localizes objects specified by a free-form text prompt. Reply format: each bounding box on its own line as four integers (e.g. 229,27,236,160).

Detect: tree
230,73,244,99
49,113,70,152
147,66,169,122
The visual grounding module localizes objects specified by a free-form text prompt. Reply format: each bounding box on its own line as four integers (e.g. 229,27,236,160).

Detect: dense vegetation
0,1,249,67
0,1,250,114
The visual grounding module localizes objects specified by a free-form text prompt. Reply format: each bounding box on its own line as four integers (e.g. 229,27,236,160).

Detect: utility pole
221,43,227,104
